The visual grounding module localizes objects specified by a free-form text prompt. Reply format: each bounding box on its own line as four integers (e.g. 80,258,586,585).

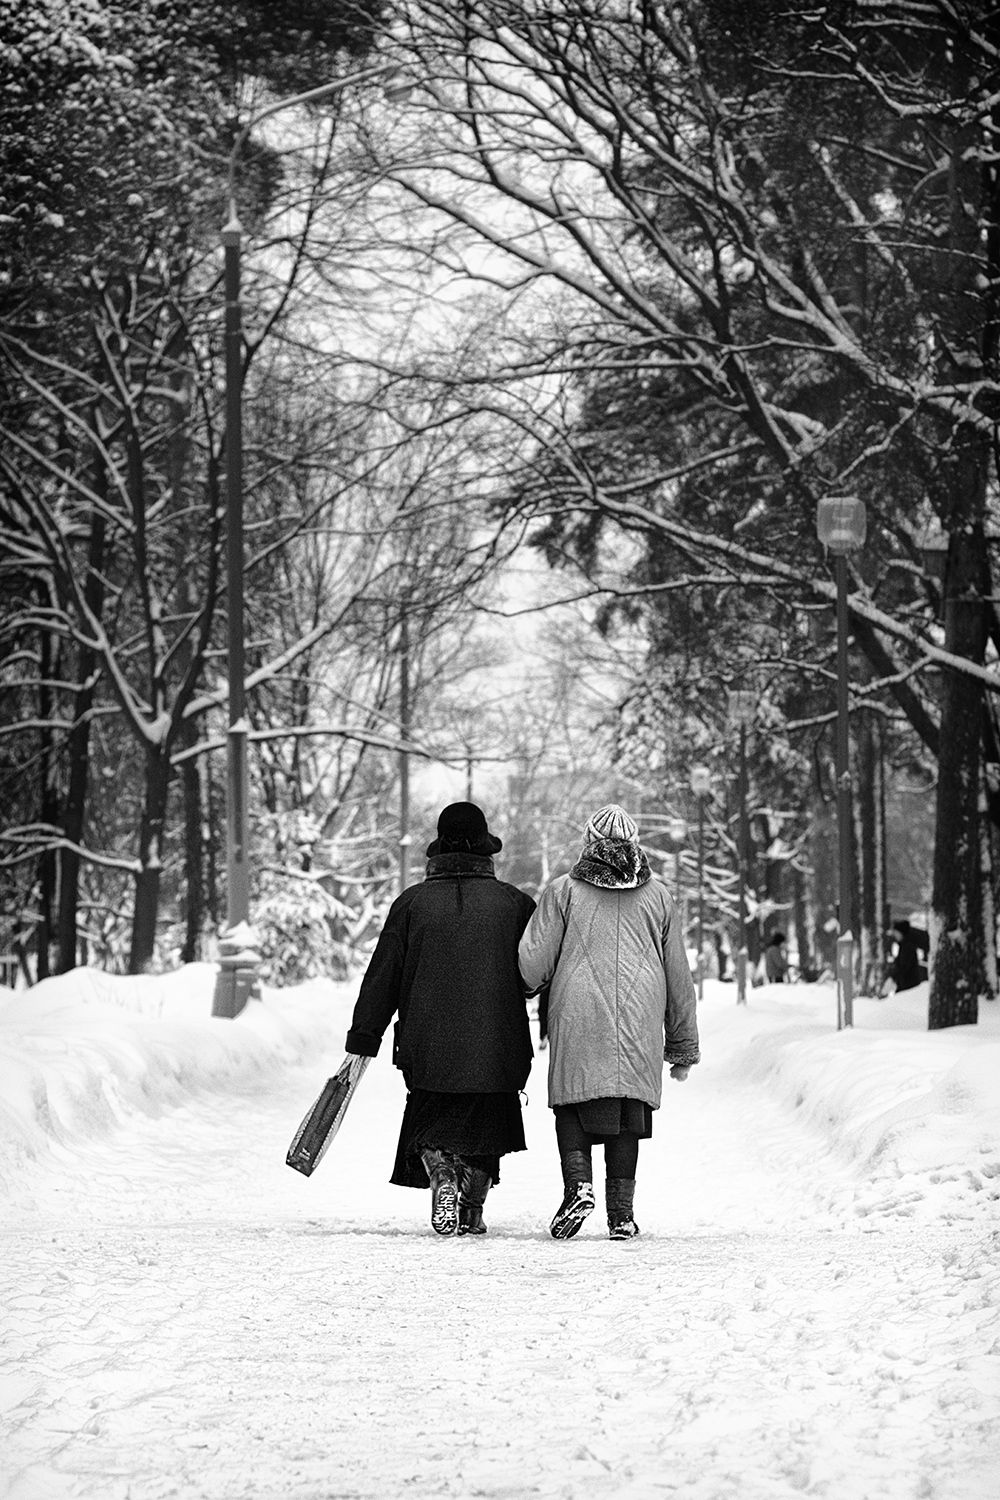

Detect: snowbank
707,980,1000,1222
0,966,351,1196
1,966,998,1222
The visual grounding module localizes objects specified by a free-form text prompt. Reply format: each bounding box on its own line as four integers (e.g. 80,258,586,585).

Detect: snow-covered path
2,980,999,1500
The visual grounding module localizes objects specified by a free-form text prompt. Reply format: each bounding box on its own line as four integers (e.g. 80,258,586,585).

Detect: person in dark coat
887,919,929,992
763,931,789,983
345,801,536,1237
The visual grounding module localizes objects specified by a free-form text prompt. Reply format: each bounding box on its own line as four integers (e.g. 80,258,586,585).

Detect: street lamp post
667,815,687,907
727,691,755,1006
211,61,406,1018
816,496,867,1031
690,765,711,1001
918,524,949,619
398,607,412,896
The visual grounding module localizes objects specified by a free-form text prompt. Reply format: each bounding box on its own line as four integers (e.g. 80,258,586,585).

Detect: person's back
345,801,536,1236
383,861,534,1094
888,919,927,992
518,803,699,1242
764,932,788,983
529,872,689,1109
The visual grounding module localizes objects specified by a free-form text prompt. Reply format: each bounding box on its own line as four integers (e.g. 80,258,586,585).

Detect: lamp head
817,496,866,555
690,765,711,798
381,68,416,103
727,690,755,728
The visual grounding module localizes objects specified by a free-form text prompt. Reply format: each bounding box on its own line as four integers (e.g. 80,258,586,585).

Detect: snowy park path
3,989,999,1500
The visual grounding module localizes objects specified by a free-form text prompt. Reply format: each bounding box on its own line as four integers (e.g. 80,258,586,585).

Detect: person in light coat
518,803,699,1240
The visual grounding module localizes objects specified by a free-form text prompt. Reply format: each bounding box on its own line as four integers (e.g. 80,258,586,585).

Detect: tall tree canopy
374,0,999,1025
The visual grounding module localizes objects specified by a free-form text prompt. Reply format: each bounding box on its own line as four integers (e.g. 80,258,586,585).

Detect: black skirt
558,1097,653,1139
391,1088,526,1189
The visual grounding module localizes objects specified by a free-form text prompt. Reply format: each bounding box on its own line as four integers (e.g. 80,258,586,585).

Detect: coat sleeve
662,899,700,1067
518,881,567,995
345,902,407,1057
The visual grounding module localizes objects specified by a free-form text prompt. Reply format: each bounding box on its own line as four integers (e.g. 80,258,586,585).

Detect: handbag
285,1054,371,1176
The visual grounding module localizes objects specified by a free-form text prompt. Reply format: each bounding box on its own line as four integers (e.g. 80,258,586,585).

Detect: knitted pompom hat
584,803,639,844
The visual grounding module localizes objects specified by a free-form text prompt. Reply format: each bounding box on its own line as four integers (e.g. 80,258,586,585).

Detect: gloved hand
669,1065,690,1082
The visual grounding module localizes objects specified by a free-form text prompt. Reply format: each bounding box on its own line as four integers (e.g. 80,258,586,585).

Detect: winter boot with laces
421,1148,460,1236
606,1177,640,1240
549,1149,596,1239
457,1163,492,1236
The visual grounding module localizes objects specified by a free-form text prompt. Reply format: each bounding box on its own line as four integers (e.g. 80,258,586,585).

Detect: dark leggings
555,1108,640,1178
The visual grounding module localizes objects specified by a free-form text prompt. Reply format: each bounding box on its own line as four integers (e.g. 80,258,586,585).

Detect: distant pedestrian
763,931,789,983
887,919,929,993
518,803,699,1241
344,802,536,1237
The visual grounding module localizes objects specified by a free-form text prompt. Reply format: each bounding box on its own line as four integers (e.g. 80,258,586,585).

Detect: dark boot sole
431,1178,459,1235
550,1183,596,1239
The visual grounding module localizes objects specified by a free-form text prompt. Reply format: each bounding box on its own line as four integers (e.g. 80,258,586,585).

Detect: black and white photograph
2,3,998,1497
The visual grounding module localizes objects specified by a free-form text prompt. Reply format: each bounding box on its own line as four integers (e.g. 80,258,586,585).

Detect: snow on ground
1,966,998,1500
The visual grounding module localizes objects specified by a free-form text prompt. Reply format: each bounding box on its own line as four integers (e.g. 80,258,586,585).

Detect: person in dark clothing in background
763,931,789,983
345,802,536,1237
887,919,929,993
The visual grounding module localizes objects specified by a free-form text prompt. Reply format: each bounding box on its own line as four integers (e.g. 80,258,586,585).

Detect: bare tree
361,0,999,1025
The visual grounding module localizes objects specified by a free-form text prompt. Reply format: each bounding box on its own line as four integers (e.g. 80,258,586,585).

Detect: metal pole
398,610,411,895
835,553,854,1029
212,219,253,1018
697,796,705,1002
736,723,749,1006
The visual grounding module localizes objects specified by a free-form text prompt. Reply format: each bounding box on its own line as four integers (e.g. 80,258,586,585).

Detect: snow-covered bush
254,880,353,984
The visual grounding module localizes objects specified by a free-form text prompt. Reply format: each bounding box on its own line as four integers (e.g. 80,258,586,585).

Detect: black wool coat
345,854,537,1094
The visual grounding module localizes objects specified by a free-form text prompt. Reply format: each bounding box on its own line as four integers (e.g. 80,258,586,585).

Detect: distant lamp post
212,60,408,1019
398,607,412,895
690,764,711,1002
919,525,949,621
667,815,687,906
816,495,867,1031
727,690,755,1007
918,525,948,582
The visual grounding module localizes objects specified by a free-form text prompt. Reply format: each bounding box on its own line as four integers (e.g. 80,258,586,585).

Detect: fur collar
425,852,496,880
570,837,651,890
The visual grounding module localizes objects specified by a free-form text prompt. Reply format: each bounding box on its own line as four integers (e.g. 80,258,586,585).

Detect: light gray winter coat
519,844,699,1110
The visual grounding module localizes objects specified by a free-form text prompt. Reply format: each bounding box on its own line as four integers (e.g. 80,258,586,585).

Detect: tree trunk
791,861,817,977
981,763,998,1002
129,747,171,974
856,709,887,997
35,622,59,980
928,521,991,1027
180,722,206,963
57,482,107,973
928,31,997,1028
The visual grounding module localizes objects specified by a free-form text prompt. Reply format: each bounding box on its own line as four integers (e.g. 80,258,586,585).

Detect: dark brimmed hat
426,801,502,857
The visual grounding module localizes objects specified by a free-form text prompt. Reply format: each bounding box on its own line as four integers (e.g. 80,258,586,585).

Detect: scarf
570,836,651,890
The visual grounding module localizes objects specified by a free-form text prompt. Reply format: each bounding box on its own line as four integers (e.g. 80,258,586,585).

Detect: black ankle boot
550,1148,595,1239
458,1164,492,1236
421,1148,459,1236
606,1177,639,1239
